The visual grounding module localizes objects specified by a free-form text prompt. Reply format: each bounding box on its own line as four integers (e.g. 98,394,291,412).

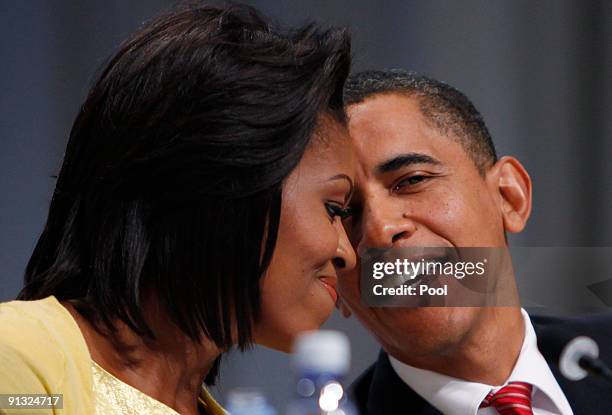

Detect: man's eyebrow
328,174,354,203
376,153,441,174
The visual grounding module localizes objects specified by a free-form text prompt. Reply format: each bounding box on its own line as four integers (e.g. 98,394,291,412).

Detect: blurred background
1,0,611,410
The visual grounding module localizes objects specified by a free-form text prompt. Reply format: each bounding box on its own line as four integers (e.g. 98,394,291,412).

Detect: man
338,70,612,414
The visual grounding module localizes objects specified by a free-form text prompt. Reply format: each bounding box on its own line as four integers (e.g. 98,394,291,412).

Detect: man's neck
388,307,525,386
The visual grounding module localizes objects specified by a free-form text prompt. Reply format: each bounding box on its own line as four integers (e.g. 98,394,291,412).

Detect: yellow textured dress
0,296,226,415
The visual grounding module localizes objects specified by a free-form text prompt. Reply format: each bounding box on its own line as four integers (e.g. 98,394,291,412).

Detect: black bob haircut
19,2,350,379
344,70,497,173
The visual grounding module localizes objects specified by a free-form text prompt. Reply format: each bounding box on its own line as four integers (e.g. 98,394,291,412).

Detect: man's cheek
338,278,359,304
343,221,361,248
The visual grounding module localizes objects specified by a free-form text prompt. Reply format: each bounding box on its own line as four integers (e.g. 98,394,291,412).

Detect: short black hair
19,2,350,381
344,70,497,172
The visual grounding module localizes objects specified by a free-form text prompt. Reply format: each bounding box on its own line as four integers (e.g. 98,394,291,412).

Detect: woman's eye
392,174,431,192
325,203,353,221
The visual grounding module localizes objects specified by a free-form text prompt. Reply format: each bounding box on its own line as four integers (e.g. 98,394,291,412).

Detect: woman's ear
486,156,532,233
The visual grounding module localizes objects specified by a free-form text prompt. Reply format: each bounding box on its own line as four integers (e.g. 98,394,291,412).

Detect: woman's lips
319,277,338,304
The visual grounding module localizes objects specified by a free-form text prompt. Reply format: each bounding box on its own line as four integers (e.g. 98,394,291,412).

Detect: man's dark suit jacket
349,312,612,414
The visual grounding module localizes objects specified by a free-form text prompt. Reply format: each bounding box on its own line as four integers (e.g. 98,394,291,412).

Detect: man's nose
357,203,416,254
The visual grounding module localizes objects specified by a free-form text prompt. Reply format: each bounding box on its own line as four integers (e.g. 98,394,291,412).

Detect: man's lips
319,276,338,304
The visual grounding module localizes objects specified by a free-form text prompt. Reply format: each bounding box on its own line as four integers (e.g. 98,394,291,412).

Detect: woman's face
254,118,357,352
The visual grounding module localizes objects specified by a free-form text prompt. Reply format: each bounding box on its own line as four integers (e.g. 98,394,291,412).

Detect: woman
0,3,355,414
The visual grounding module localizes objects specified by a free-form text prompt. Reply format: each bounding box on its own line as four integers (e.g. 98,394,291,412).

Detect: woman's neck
62,298,222,415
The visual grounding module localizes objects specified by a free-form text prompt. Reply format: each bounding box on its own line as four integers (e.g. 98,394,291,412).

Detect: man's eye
392,175,430,192
325,203,353,221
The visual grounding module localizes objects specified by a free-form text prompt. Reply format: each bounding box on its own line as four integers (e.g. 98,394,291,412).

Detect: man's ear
486,156,532,233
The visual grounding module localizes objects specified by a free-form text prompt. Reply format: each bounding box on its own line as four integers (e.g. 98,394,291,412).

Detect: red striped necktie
479,381,534,415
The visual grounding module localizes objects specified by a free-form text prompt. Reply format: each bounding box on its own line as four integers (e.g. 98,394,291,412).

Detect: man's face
339,93,512,361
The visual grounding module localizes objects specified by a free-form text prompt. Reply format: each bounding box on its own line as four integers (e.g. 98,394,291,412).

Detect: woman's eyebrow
328,174,354,203
376,152,441,174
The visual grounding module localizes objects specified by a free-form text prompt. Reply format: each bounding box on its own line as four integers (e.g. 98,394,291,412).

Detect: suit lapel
532,314,612,413
366,350,442,415
354,313,612,414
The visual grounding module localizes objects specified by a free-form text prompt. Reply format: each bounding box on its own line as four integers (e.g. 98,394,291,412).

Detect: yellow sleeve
0,302,66,414
0,342,57,414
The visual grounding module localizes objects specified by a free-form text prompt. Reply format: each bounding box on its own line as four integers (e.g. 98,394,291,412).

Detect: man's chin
371,307,478,360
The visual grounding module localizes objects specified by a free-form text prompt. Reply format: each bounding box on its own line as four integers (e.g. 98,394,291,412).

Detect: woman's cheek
295,214,339,266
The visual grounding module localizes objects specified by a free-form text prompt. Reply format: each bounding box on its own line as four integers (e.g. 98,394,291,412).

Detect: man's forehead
347,93,423,134
347,94,442,174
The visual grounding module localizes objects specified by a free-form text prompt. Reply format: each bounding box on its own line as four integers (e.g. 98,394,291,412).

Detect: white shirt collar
388,309,574,415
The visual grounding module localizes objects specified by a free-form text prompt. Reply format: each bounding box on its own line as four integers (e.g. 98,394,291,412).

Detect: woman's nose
334,222,357,271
